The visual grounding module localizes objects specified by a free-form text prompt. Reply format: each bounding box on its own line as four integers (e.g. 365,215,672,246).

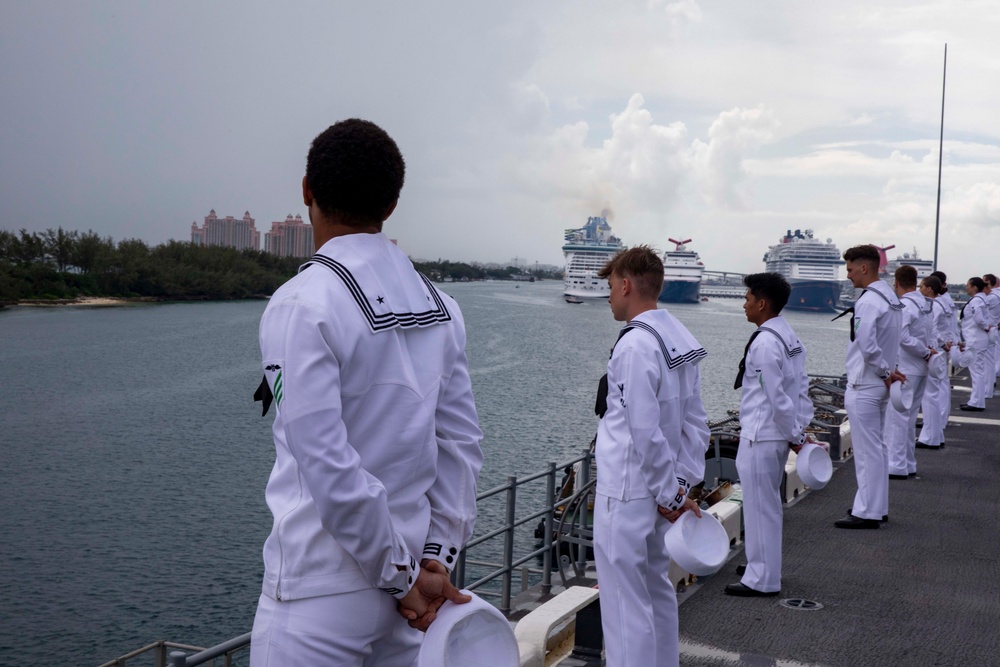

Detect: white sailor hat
418,590,519,667
928,351,947,379
890,380,912,412
663,510,729,576
796,442,833,490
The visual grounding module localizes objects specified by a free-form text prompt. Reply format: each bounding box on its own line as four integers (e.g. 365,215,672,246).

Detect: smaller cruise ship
882,246,935,281
659,238,704,304
562,216,624,300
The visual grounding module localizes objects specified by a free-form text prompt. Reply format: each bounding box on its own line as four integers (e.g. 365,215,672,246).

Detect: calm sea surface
0,281,848,665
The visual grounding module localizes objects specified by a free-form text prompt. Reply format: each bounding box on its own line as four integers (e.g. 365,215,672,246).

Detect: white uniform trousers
917,373,947,447
736,437,788,593
969,344,989,408
250,589,421,667
886,375,926,476
845,384,890,520
594,493,678,667
995,335,1000,379
985,339,996,398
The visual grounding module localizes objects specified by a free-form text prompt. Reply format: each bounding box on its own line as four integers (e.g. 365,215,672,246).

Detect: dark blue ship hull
786,280,840,312
659,280,701,304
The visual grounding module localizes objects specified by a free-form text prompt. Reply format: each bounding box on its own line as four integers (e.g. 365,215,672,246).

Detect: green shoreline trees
0,228,560,304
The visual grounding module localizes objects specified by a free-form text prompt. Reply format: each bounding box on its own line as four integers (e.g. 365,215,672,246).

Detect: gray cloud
1,0,998,275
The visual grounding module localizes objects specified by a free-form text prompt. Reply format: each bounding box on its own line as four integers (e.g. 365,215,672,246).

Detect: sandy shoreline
12,296,157,307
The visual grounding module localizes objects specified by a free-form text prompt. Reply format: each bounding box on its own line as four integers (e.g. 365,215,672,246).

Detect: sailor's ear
302,176,313,206
382,199,398,222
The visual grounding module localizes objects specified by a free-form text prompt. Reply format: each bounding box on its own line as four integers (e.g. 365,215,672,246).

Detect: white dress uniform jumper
250,233,484,667
735,316,813,593
886,292,933,476
841,281,902,521
961,293,992,409
984,290,1000,385
594,309,710,667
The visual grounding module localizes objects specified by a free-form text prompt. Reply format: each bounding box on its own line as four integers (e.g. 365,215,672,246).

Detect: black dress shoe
908,472,917,478
889,474,909,480
959,404,985,412
915,442,943,449
835,514,880,529
847,508,888,522
725,582,779,597
735,564,747,576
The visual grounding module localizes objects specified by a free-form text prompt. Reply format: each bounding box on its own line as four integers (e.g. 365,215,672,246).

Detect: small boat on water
565,295,584,304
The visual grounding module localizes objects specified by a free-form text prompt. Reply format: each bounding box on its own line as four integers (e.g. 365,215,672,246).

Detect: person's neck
313,220,381,251
625,302,659,322
752,312,778,328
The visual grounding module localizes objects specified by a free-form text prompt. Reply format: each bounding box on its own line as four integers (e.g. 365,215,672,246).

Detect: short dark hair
743,272,791,313
597,246,663,300
921,275,942,295
894,264,918,290
968,276,986,292
930,270,947,285
306,119,406,227
843,244,880,269
984,273,998,287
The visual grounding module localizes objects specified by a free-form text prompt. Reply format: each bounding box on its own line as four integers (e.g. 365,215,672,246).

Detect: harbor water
0,280,850,665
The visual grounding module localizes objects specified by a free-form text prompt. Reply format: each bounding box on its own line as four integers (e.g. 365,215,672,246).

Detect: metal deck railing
102,382,845,666
99,449,600,667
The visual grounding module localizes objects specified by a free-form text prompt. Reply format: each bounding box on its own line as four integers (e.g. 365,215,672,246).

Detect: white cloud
692,105,778,209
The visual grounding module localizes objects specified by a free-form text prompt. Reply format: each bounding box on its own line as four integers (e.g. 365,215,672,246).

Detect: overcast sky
2,1,998,274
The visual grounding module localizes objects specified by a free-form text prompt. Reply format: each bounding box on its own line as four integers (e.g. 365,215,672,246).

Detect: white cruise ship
763,229,844,312
659,238,704,303
562,216,624,300
882,246,935,281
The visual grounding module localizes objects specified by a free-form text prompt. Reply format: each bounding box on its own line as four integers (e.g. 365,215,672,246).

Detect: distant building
190,210,260,251
264,214,313,258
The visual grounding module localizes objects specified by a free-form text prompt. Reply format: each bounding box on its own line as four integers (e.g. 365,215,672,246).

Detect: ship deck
553,366,1000,666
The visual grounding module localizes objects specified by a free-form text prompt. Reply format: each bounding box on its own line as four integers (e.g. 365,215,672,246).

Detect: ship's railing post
576,447,592,572
500,475,517,614
541,461,555,596
711,433,722,487
453,543,467,590
168,651,187,667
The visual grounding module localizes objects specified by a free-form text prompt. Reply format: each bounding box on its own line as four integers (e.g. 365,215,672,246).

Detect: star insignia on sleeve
376,296,385,304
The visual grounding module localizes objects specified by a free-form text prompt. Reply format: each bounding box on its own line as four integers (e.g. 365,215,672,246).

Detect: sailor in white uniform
593,246,710,667
924,270,960,442
250,120,484,667
835,245,904,530
885,266,937,478
725,273,812,597
960,277,993,411
916,275,951,450
982,274,1000,390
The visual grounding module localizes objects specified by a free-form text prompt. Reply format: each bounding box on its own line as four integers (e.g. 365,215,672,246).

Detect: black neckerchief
734,329,761,390
832,289,866,342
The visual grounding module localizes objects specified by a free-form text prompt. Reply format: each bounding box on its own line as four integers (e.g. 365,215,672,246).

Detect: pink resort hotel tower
191,210,260,251
264,214,313,258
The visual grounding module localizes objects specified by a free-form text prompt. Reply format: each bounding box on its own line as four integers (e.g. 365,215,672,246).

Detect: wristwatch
878,369,891,380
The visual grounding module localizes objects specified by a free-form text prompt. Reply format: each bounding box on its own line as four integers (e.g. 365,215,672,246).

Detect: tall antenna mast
933,43,947,271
